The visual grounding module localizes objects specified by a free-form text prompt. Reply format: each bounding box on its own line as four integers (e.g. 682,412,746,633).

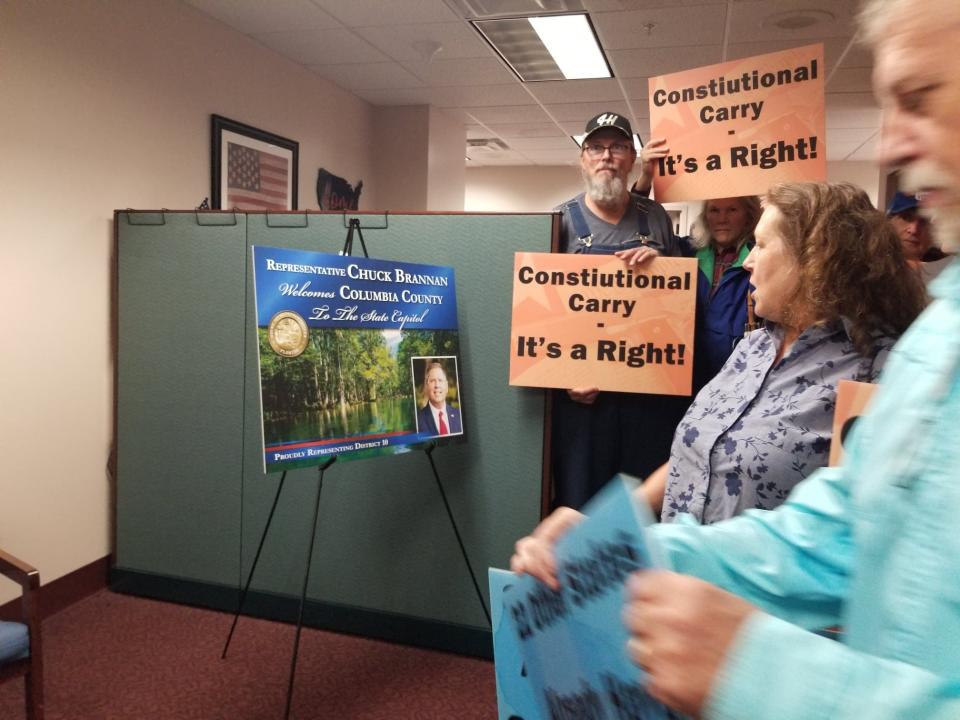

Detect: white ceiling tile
308,62,425,90
608,46,722,78
728,1,859,44
466,124,491,139
353,22,491,61
726,37,855,71
828,128,877,146
826,92,879,109
523,149,582,164
847,135,878,161
620,77,652,100
465,105,551,124
826,142,859,160
507,136,579,150
827,67,873,94
403,57,517,86
466,151,531,166
585,0,727,9
528,78,625,104
826,106,881,129
253,27,390,64
312,0,458,26
542,101,630,122
593,6,728,50
352,86,449,105
486,122,567,138
183,0,341,33
432,84,535,107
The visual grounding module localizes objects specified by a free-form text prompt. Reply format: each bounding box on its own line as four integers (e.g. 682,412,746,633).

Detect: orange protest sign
828,379,878,466
508,253,697,395
649,43,826,202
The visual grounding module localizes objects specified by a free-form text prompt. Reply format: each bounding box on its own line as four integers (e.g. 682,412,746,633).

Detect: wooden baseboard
0,555,111,622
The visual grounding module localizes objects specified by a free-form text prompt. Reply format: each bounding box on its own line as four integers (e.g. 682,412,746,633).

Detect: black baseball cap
583,112,633,143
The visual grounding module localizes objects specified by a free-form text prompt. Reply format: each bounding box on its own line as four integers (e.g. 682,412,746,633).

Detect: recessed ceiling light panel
472,12,611,82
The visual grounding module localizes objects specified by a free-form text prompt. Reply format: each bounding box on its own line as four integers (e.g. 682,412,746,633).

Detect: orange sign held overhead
508,253,697,395
649,43,826,202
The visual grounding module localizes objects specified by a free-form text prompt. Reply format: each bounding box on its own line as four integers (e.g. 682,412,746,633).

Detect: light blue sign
492,476,668,719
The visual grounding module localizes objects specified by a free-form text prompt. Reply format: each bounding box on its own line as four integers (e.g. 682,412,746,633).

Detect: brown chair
0,548,43,719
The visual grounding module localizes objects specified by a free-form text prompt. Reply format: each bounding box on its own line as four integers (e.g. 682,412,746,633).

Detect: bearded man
551,112,685,510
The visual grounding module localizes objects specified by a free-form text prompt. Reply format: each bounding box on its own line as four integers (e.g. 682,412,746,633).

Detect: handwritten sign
491,476,667,720
649,43,826,202
828,379,878,466
509,253,696,395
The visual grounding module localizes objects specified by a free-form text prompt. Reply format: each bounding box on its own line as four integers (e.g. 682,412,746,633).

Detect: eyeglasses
582,141,633,158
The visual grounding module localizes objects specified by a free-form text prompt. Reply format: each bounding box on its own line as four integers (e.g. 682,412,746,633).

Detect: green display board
114,210,556,656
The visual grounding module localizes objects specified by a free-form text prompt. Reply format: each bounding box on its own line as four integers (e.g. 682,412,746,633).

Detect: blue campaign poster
492,476,668,719
251,246,465,472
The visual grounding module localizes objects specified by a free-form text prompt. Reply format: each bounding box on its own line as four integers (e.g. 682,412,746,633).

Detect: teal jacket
650,259,960,719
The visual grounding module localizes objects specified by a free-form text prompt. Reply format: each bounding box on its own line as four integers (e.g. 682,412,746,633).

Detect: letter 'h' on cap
583,111,633,143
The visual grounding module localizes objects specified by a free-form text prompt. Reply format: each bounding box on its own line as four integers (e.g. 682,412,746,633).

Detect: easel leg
222,470,288,659
424,444,491,627
284,456,337,720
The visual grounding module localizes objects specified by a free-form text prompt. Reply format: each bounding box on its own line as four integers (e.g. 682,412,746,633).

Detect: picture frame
210,114,299,210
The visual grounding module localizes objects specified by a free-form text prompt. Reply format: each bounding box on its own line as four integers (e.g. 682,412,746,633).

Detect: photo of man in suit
414,358,463,437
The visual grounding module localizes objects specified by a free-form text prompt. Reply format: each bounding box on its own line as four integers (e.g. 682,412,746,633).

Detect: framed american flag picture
211,115,299,210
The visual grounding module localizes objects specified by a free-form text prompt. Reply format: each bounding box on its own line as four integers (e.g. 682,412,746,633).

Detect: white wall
465,161,883,212
0,0,378,605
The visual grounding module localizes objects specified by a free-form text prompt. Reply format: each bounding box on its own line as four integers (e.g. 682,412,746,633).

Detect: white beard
901,162,960,253
582,167,627,208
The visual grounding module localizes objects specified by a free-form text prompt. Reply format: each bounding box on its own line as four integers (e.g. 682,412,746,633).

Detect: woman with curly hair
513,182,928,582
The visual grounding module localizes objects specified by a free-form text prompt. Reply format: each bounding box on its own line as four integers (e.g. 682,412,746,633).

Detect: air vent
467,138,510,152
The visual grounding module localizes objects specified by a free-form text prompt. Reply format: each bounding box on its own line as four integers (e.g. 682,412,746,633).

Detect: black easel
423,442,491,627
221,456,337,720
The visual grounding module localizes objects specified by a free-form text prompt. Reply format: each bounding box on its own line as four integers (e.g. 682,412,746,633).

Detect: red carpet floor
0,589,498,719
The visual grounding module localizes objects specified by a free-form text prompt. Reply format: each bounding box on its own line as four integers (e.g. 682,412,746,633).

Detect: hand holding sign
624,570,759,716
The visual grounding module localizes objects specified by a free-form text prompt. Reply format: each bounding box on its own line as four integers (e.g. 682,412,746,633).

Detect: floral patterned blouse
662,320,893,524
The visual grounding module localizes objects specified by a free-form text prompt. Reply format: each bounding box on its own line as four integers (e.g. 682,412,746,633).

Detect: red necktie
438,410,449,435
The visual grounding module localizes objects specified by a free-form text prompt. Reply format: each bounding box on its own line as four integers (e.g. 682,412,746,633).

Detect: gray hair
690,196,762,250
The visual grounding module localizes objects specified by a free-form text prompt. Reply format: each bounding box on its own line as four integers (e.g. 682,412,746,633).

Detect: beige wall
373,106,466,211
465,161,883,213
373,106,431,211
427,108,466,211
0,0,378,605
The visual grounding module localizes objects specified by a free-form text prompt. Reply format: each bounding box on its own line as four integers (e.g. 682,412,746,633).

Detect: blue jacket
681,238,753,390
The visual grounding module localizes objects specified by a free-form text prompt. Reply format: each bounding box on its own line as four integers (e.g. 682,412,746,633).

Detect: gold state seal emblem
267,311,309,357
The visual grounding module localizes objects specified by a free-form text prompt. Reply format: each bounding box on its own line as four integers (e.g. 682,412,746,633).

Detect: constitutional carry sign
251,246,465,472
649,43,826,202
508,253,696,395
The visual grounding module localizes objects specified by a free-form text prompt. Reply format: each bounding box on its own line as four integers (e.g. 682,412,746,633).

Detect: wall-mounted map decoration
316,168,363,210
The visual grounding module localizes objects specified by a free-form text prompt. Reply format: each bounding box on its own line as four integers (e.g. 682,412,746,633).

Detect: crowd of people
511,0,960,716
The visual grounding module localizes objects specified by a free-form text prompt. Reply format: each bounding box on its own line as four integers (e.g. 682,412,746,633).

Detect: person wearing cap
887,191,936,260
887,191,950,282
551,111,686,510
